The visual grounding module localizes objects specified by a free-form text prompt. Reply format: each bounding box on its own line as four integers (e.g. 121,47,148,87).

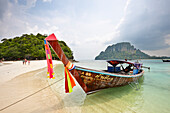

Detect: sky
0,0,170,60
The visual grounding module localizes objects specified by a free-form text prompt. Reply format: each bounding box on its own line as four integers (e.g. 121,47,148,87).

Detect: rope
0,78,64,112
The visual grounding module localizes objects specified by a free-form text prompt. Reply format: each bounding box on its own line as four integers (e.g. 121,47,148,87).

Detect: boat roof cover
107,60,133,66
107,60,142,68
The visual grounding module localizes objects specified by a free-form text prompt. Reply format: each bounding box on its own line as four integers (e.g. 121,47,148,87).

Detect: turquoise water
52,60,170,113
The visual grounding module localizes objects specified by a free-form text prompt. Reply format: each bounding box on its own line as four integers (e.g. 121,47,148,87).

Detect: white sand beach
0,60,62,84
0,60,68,113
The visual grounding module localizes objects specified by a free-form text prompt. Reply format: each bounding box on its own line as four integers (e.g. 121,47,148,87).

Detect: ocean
49,60,170,113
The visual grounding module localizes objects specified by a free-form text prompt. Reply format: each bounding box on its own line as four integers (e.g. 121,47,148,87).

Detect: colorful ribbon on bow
44,39,55,79
65,61,76,93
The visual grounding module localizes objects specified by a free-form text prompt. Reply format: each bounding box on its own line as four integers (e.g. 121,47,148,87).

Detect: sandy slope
0,60,67,113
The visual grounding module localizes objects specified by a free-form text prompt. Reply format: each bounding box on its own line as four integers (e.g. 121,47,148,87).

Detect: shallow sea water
51,60,170,113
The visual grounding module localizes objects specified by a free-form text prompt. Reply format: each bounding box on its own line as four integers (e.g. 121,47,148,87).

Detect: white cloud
1,0,169,59
26,0,37,8
0,0,132,60
143,47,170,57
124,0,131,12
115,0,170,53
42,0,52,3
0,0,62,38
164,34,170,45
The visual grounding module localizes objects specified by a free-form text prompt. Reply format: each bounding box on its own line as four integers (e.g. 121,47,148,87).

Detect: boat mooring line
0,78,64,112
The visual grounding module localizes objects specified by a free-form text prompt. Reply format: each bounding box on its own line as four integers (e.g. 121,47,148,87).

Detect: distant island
95,42,170,60
0,33,74,60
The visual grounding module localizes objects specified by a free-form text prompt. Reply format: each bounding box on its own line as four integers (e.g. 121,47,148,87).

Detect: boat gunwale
75,66,144,78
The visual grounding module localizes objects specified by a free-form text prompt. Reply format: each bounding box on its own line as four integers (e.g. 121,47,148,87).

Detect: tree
0,33,74,60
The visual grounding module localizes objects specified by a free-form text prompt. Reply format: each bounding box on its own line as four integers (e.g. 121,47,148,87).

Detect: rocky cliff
95,42,150,60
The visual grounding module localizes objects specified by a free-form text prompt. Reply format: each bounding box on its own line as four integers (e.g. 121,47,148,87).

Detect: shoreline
0,60,86,113
0,61,66,113
0,60,62,85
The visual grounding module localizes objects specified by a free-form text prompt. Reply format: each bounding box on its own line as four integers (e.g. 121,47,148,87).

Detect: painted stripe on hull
75,67,144,78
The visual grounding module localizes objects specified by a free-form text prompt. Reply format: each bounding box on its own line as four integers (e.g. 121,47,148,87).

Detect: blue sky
0,0,170,60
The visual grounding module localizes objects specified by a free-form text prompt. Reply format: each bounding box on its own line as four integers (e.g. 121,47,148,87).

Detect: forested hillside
0,33,73,60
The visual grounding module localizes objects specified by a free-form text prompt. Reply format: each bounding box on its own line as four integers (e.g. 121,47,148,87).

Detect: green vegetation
0,33,74,60
95,42,170,60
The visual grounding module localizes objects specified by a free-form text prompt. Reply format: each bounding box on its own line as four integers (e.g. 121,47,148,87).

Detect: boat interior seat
107,66,121,73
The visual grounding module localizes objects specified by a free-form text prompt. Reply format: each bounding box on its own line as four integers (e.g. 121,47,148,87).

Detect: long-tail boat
162,59,170,62
45,33,144,93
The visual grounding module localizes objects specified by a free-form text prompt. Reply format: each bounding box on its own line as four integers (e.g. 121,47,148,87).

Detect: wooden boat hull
71,66,144,92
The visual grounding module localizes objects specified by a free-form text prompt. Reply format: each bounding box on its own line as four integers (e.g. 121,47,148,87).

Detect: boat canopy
107,60,142,69
107,60,133,66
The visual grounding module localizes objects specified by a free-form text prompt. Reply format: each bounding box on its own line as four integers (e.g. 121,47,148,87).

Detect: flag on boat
65,61,76,93
44,34,76,93
44,39,55,79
